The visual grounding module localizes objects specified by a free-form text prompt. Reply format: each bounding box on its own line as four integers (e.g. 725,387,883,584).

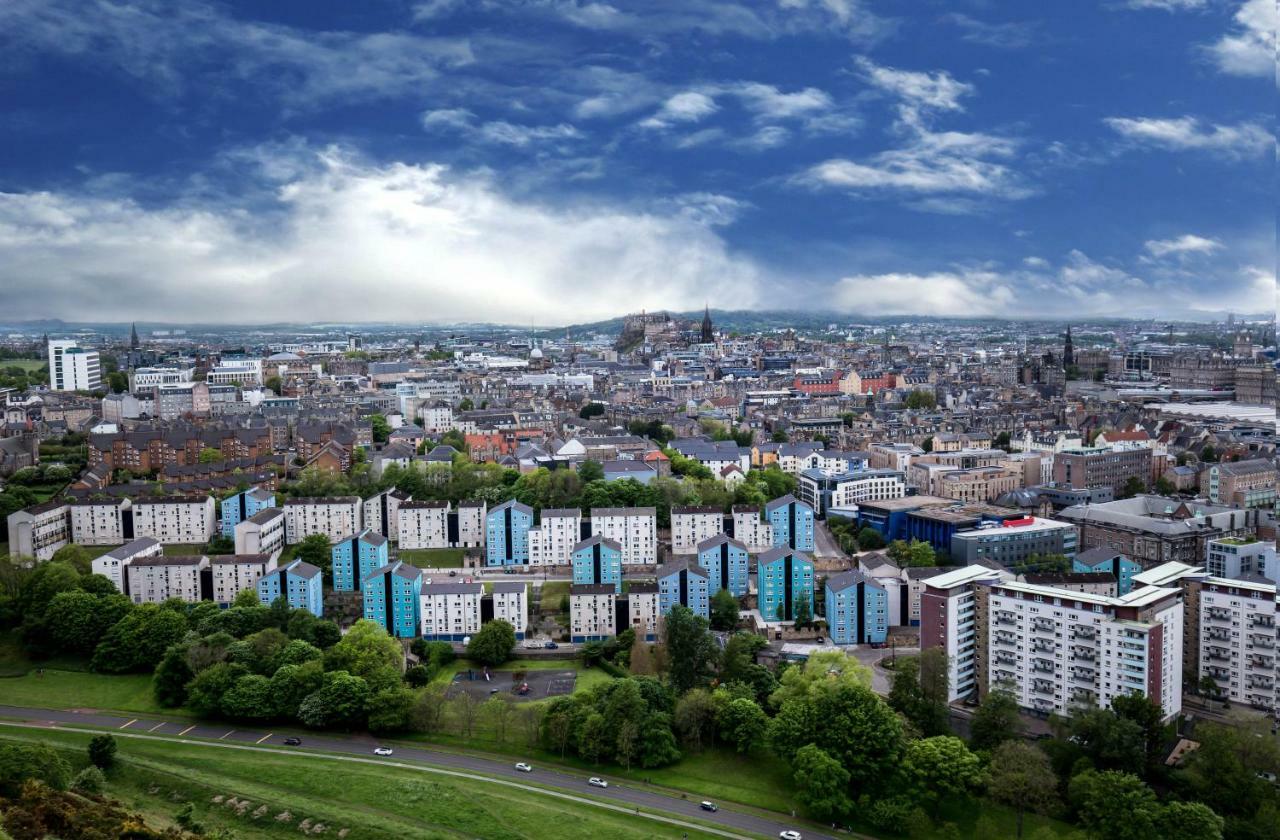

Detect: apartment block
362,489,412,541
950,516,1078,566
398,501,450,549
1202,460,1276,510
758,547,815,622
825,570,889,646
671,506,724,555
48,339,101,392
6,500,71,561
921,565,1012,702
257,559,324,616
457,500,487,547
765,495,815,552
730,505,773,552
363,561,423,639
211,554,275,605
622,581,659,641
69,498,126,546
132,496,216,544
696,534,750,598
569,584,616,643
91,537,162,592
331,529,390,592
284,496,362,544
1073,548,1141,595
658,559,710,620
488,581,529,639
1199,577,1276,711
590,506,658,565
1205,537,1274,580
486,500,534,566
529,508,581,566
571,535,622,592
127,555,208,604
233,507,285,559
420,582,483,640
220,487,276,538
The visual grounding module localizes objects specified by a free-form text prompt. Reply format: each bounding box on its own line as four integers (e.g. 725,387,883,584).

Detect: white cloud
1104,116,1272,158
1143,234,1223,257
732,83,832,119
639,92,720,128
422,110,582,147
938,14,1036,49
1125,0,1206,9
1023,256,1049,268
0,150,762,323
832,270,1016,316
421,108,476,130
1208,0,1276,77
2,0,473,108
856,57,973,128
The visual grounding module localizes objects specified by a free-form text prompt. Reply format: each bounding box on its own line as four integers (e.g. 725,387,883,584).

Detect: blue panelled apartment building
765,494,815,552
486,500,534,566
331,529,389,591
657,559,710,619
825,570,889,645
571,534,622,592
696,534,750,597
758,547,815,622
220,487,276,538
362,560,423,639
256,559,323,616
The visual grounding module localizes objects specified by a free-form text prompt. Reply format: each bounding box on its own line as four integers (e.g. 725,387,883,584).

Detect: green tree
1156,802,1223,840
297,671,371,729
717,697,768,753
198,447,222,463
1067,707,1147,776
1069,769,1161,840
294,533,333,579
969,687,1022,751
577,460,604,483
49,544,93,575
186,662,249,718
578,402,605,419
1153,476,1177,496
905,390,937,410
466,619,516,667
369,414,391,443
987,741,1059,840
1118,476,1146,499
673,688,718,752
792,744,851,821
72,765,106,795
323,619,403,679
0,743,71,795
888,650,949,737
47,590,132,656
87,734,117,769
152,644,194,707
709,589,740,631
901,736,983,802
886,539,936,568
856,527,886,551
662,605,719,693
106,370,129,393
220,674,275,721
268,661,325,719
1110,692,1167,773
91,604,188,673
1200,445,1218,462
367,687,416,733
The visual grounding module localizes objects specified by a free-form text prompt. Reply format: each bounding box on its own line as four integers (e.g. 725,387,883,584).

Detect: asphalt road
0,704,838,840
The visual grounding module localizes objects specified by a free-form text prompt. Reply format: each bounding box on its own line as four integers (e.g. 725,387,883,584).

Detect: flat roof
925,564,1008,590
1132,561,1204,587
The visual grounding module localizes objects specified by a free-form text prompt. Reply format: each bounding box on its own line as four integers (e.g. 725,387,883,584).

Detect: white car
515,762,533,773
779,832,802,840
588,777,608,788
373,747,394,756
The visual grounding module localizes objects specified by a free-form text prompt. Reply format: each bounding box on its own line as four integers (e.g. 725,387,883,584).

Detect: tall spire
130,322,140,350
1063,324,1074,367
700,304,714,344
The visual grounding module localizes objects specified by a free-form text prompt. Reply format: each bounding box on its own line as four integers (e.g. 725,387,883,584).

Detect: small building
233,507,285,559
622,581,659,641
765,494,815,552
487,581,529,640
486,500,534,566
1073,547,1141,595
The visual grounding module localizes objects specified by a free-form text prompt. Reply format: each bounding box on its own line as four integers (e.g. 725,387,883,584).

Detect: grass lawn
163,542,208,556
398,547,466,568
538,581,569,615
0,667,179,717
25,481,71,502
3,359,45,373
0,728,721,840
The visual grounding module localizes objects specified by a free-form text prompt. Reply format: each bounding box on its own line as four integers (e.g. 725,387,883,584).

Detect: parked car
373,747,394,756
448,570,457,577
282,737,302,746
779,831,802,840
699,801,718,812
588,777,608,788
515,762,533,773
544,641,559,649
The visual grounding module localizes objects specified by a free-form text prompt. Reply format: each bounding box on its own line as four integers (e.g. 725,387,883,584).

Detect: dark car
283,737,302,746
544,641,559,649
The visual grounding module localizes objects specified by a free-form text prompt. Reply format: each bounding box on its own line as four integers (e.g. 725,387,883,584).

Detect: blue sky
0,0,1272,323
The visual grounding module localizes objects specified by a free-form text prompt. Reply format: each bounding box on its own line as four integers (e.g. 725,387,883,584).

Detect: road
812,522,847,560
0,704,838,840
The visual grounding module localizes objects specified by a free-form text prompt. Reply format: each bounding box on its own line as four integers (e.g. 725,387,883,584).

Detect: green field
2,359,46,373
398,547,467,568
163,542,209,556
0,728,722,840
0,667,176,716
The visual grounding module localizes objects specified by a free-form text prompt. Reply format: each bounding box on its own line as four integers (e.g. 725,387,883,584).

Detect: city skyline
1,0,1273,324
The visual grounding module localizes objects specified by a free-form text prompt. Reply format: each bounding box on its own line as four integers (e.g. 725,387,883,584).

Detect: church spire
1063,324,1074,368
700,304,714,344
130,322,140,350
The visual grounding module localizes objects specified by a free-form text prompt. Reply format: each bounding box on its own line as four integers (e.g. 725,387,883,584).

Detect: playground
447,666,579,703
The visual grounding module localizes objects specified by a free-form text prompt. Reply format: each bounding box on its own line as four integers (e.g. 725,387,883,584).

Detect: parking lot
448,667,578,703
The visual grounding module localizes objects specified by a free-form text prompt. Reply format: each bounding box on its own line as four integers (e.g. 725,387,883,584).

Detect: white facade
127,556,208,604
490,583,528,637
211,555,276,605
6,502,71,561
418,403,453,434
731,508,773,552
398,502,450,549
457,502,487,548
671,508,723,555
528,509,581,566
624,587,659,638
420,584,482,638
284,497,362,544
69,500,125,546
830,472,907,508
130,366,194,391
1199,578,1277,711
48,339,101,392
363,490,409,541
590,507,658,565
132,496,216,544
234,508,285,559
570,587,616,639
91,538,162,593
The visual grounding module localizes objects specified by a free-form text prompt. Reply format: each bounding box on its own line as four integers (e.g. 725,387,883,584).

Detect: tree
297,671,371,730
662,605,719,694
294,533,332,578
0,743,71,795
87,734,117,770
888,651,949,737
886,539,936,568
369,413,391,443
186,662,249,717
577,460,604,483
856,527,886,551
324,619,403,679
969,687,1022,751
153,644,194,707
673,689,718,752
578,402,605,419
220,674,275,721
987,741,1059,840
466,619,516,667
1110,692,1167,773
72,765,106,795
1153,476,1177,496
367,688,416,734
1069,769,1161,840
905,390,937,410
1067,707,1147,776
198,447,222,463
771,429,789,443
901,736,982,802
91,604,188,673
1118,476,1146,500
709,588,740,631
1200,445,1218,463
49,544,93,575
264,375,283,394
106,370,128,394
717,697,768,753
792,744,851,821
1156,802,1223,840
793,596,813,629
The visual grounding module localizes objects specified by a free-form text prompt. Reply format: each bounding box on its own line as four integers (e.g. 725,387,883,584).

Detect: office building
1052,446,1153,496
1060,496,1258,568
950,516,1078,567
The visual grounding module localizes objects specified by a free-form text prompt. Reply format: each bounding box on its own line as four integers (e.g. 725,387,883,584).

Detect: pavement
0,704,840,840
812,522,848,560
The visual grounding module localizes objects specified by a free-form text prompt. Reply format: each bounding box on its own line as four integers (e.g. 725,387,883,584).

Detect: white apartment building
987,580,1184,721
132,496,216,544
529,508,582,566
92,538,162,593
206,357,263,386
420,583,483,639
457,501,486,548
130,366,194,391
397,501,450,549
48,339,101,392
623,582,660,639
1199,577,1277,711
418,402,453,434
284,497,362,544
590,507,658,565
829,471,907,508
211,554,275,605
69,498,126,546
363,489,410,541
1205,538,1274,580
921,565,1013,703
731,506,773,553
6,500,71,561
234,507,285,559
490,581,529,638
570,584,617,641
671,507,724,555
127,555,208,604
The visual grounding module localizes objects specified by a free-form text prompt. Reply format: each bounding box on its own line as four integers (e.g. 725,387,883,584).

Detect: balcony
1205,666,1231,681
1204,647,1231,663
1031,698,1054,712
1071,688,1097,704
1071,667,1097,682
994,610,1016,626
1032,680,1055,695
1071,626,1097,641
1032,618,1056,633
1205,607,1234,623
994,633,1018,647
1249,616,1276,630
1031,640,1056,654
1032,658,1055,674
1072,646,1097,661
1249,634,1276,650
1249,654,1275,669
1205,627,1232,642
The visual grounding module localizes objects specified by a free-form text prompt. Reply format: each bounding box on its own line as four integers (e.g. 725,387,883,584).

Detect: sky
0,0,1273,324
